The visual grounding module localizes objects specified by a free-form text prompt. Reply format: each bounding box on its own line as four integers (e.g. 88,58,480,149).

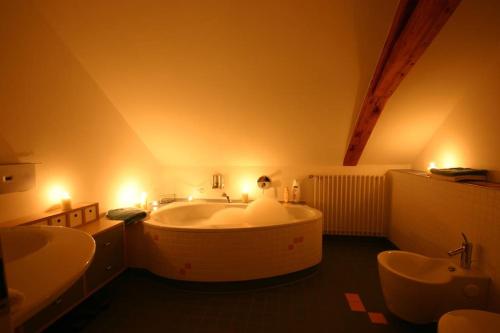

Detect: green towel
430,168,488,177
106,208,147,225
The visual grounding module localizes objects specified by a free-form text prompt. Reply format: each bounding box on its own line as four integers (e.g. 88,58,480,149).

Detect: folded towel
106,208,147,225
430,168,488,177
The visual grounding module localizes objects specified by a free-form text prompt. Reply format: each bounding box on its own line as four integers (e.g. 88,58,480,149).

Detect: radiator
311,175,387,236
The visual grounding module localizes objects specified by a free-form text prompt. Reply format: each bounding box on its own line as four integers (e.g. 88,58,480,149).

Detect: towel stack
106,208,148,225
429,168,488,182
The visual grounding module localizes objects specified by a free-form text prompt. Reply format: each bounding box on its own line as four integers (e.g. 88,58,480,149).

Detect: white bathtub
127,201,323,281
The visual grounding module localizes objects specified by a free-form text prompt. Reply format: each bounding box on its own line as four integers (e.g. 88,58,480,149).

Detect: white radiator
311,175,387,236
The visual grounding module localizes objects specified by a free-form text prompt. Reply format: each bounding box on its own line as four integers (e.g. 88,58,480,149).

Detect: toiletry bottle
283,187,289,203
292,179,301,203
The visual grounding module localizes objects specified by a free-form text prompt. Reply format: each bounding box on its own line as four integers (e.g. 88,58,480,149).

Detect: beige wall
159,165,407,204
0,2,160,222
388,170,500,311
412,54,500,182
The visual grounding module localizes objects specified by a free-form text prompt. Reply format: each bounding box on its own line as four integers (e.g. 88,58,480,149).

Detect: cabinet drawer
86,226,124,292
68,209,83,227
22,278,84,333
83,205,98,223
30,219,48,226
50,214,66,227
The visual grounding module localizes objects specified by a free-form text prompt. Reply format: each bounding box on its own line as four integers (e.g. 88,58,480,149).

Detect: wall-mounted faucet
222,192,231,203
448,233,473,269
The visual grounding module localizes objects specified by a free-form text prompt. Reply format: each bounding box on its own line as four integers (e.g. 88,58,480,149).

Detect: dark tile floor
46,236,437,333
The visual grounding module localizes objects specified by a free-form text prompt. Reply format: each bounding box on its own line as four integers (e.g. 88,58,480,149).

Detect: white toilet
438,310,500,333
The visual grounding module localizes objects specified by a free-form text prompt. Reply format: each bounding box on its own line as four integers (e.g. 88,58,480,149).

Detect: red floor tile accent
288,244,294,250
368,312,388,324
344,293,366,312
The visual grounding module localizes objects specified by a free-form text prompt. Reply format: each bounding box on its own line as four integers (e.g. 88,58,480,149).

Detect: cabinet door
21,278,85,333
85,226,124,292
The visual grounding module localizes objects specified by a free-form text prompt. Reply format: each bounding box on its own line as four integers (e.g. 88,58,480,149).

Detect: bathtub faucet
221,192,231,203
448,233,472,269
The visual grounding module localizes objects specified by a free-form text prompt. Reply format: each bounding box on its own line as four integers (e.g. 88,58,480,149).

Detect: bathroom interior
1,0,500,332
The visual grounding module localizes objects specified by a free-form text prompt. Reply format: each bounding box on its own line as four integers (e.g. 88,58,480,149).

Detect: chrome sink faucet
448,233,473,269
222,192,231,203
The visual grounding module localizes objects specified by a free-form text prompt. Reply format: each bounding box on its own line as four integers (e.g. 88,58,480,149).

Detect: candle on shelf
242,183,250,203
60,192,72,211
427,162,437,175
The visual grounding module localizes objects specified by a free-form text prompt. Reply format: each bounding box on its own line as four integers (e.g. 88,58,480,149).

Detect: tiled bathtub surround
127,218,322,282
387,170,500,311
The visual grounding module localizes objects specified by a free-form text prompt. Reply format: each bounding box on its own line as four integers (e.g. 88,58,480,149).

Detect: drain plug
448,266,456,272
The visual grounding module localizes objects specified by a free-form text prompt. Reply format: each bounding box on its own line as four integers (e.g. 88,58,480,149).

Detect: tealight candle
61,194,72,211
427,162,437,175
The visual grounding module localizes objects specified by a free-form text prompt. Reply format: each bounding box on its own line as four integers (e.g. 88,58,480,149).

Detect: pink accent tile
179,268,186,275
368,312,388,324
288,244,294,250
185,263,192,269
345,293,366,312
345,293,361,302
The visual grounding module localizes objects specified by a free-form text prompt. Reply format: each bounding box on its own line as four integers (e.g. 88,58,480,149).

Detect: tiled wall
388,170,500,311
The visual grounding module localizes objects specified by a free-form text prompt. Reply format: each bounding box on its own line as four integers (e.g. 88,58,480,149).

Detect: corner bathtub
127,201,323,282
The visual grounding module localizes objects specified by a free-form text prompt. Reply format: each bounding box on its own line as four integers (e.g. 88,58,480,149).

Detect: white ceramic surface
1,226,95,326
378,250,490,324
438,310,500,333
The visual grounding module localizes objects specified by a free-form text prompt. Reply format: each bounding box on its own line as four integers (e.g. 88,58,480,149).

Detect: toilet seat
438,310,500,333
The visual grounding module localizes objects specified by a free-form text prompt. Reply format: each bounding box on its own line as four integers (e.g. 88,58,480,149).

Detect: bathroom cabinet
85,224,125,292
20,278,85,333
15,219,125,333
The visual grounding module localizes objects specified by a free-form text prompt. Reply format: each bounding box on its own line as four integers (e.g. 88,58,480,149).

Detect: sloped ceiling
33,0,398,166
361,0,500,165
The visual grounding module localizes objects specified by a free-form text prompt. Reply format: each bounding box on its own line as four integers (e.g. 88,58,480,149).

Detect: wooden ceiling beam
343,0,461,166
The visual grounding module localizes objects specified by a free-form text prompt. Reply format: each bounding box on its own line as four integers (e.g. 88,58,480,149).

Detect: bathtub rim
145,201,323,233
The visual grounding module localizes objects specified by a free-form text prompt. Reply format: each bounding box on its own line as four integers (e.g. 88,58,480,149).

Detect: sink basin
1,226,95,327
2,227,49,262
438,309,500,333
378,250,490,324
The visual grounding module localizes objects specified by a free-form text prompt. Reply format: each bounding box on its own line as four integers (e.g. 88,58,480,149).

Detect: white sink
378,250,490,324
1,226,95,327
438,309,500,333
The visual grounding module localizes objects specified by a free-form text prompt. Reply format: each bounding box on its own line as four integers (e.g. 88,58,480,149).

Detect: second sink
377,250,490,324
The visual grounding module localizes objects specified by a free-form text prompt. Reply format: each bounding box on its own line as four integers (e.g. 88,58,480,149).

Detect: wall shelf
391,169,500,191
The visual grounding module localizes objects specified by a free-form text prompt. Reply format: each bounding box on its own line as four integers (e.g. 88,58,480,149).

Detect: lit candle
60,192,72,211
242,183,250,203
427,162,437,175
